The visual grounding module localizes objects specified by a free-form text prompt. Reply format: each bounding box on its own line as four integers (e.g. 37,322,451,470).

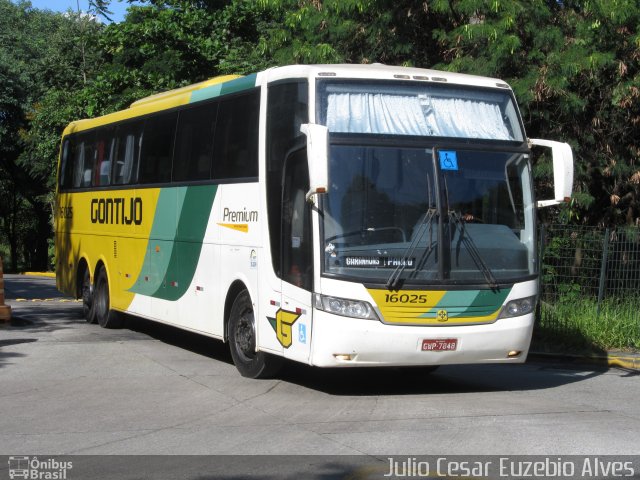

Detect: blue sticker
298,324,307,344
439,151,459,171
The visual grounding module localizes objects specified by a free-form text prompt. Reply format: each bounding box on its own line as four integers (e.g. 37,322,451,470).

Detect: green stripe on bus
190,84,222,103
419,288,510,318
129,189,183,296
130,185,217,301
189,74,258,104
152,185,217,301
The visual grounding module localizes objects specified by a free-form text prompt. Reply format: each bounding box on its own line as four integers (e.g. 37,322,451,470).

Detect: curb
529,351,640,371
21,272,56,278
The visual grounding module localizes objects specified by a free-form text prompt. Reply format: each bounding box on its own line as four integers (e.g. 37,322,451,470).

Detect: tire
93,266,123,329
228,289,282,379
81,268,96,324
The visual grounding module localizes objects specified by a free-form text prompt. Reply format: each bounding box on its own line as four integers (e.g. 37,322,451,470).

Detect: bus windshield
321,144,535,285
318,79,534,285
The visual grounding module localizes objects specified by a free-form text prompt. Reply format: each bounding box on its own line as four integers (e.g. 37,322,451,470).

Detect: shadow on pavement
123,314,233,366
276,360,606,396
1,302,84,335
3,274,67,300
0,338,36,368
115,314,606,396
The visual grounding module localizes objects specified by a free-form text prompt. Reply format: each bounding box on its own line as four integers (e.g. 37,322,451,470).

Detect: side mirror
530,139,574,208
300,123,329,202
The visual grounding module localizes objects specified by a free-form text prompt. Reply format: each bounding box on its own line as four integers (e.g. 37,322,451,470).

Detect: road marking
14,298,80,303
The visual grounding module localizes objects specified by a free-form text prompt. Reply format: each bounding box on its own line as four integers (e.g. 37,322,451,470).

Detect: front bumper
309,310,534,367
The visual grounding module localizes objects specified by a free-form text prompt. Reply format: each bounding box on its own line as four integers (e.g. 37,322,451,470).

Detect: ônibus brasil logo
8,456,73,479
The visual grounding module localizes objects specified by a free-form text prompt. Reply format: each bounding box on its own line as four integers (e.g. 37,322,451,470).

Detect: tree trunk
34,204,52,271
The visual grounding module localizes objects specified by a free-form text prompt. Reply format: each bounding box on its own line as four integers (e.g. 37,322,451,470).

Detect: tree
427,0,640,226
255,0,447,66
0,0,105,269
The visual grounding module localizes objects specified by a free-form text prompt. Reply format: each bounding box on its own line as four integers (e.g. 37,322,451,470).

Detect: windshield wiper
386,208,438,289
448,211,498,289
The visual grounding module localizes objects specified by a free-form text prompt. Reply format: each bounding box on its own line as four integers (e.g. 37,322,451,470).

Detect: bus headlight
498,296,536,319
313,294,379,320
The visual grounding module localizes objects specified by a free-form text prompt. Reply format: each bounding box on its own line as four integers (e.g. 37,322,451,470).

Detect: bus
55,64,573,378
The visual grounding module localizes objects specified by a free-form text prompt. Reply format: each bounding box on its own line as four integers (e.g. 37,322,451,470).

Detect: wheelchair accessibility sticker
298,323,307,344
439,151,458,171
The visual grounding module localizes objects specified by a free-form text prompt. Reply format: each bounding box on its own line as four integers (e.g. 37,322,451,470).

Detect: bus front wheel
228,289,282,379
93,266,123,329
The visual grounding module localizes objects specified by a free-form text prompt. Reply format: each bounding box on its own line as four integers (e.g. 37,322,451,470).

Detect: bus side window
173,102,216,182
71,132,94,189
282,150,312,290
83,134,96,188
104,136,116,185
93,127,115,187
266,81,309,277
113,122,142,185
139,112,178,185
59,139,72,190
212,90,259,180
71,140,84,188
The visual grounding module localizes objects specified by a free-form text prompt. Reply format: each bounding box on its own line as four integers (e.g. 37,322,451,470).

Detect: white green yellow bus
55,64,573,378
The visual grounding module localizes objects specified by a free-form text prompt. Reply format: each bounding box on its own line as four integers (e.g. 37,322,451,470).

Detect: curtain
326,93,513,140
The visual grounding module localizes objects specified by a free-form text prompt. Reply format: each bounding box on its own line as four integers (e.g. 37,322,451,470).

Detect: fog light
334,353,355,361
508,350,522,358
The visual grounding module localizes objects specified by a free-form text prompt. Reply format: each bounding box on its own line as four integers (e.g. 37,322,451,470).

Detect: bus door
279,149,313,362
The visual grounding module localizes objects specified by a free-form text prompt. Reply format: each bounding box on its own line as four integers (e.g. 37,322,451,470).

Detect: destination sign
343,256,415,269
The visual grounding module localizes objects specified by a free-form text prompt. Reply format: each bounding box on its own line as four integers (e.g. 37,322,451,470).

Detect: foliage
430,0,640,226
536,296,640,352
256,0,446,66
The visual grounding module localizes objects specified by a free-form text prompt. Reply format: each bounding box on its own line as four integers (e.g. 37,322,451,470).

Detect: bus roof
62,64,512,136
261,64,512,91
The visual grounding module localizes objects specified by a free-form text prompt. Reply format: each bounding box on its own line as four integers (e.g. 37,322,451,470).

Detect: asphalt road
1,275,639,478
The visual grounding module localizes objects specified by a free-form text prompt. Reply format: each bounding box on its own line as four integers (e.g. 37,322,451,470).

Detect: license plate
421,338,458,351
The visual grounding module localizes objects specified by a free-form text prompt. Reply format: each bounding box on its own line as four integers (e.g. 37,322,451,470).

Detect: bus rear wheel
94,266,123,329
228,289,282,379
81,268,96,324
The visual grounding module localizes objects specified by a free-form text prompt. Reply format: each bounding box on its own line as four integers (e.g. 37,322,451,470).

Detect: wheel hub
235,312,255,357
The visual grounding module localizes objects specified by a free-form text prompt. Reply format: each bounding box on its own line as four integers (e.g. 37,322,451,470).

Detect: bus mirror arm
301,123,329,203
529,138,574,208
305,189,324,204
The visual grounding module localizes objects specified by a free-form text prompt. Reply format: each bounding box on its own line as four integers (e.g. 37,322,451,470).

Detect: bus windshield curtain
326,93,513,140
